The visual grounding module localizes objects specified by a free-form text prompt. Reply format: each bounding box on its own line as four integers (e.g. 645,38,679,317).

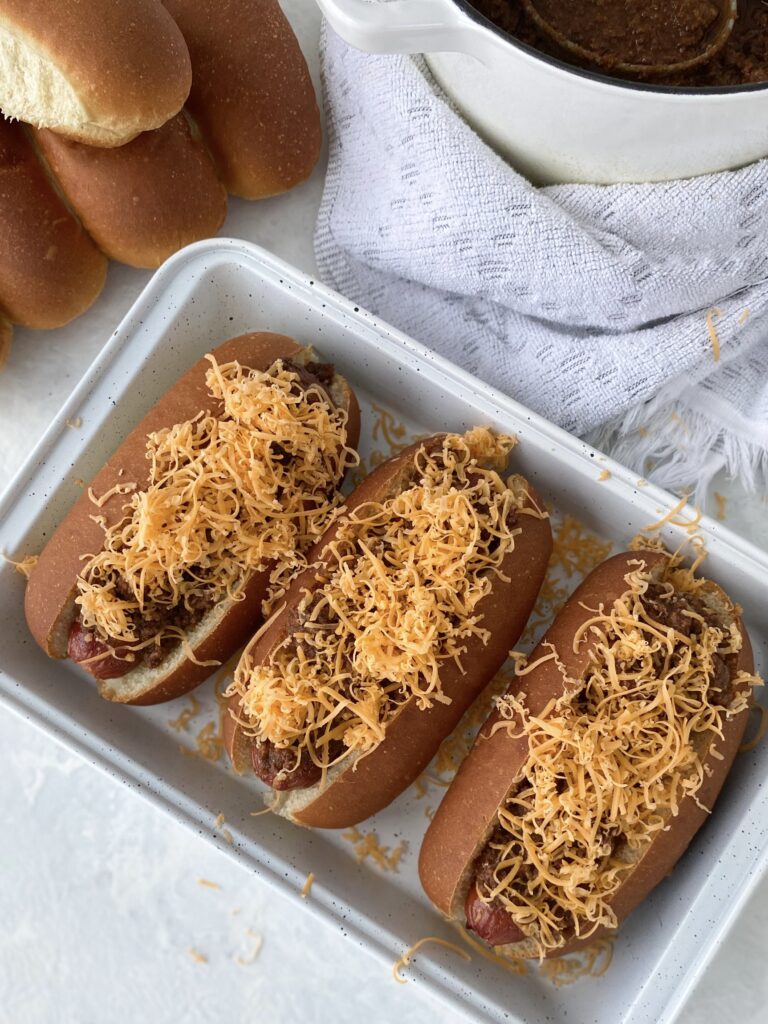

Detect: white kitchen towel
315,26,768,497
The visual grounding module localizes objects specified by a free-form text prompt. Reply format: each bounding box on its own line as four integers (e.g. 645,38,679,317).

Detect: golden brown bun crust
163,0,321,198
229,437,553,828
0,318,11,368
419,551,755,957
33,115,227,269
0,119,106,329
0,0,191,146
24,332,359,705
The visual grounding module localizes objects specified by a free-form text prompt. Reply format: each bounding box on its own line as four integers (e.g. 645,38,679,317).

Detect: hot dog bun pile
0,0,320,347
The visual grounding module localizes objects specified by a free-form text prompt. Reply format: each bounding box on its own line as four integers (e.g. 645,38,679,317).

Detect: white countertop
2,5,767,1023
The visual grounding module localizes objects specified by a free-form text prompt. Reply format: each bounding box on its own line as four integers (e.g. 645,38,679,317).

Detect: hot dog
25,332,360,705
419,551,761,958
224,429,553,828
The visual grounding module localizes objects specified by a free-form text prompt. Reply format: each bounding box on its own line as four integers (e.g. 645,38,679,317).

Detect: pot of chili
315,0,768,184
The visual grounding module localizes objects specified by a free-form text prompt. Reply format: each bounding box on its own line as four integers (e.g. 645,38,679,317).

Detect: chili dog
419,550,760,958
224,429,553,828
25,332,360,705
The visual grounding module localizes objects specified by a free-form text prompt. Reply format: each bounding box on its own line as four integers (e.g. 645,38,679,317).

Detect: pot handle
314,0,475,54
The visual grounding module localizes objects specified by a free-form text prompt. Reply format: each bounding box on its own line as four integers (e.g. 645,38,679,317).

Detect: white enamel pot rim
314,0,768,97
315,0,768,184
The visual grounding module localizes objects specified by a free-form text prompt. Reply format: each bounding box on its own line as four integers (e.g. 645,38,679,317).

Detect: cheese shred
341,827,406,872
706,307,723,362
392,937,471,984
538,938,614,986
5,552,39,579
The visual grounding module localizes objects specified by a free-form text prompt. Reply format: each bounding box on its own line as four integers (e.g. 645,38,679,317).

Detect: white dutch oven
314,0,768,184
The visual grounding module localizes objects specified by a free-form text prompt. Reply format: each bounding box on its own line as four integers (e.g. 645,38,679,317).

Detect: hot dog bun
0,0,191,146
24,332,360,705
226,432,553,828
0,118,106,329
0,318,11,368
33,114,228,269
419,551,757,958
163,0,321,198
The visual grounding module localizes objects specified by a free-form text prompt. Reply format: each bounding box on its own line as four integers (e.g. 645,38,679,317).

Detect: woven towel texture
315,27,768,495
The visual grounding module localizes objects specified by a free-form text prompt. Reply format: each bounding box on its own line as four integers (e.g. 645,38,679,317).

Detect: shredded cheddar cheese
168,695,202,732
714,492,727,522
706,307,723,362
392,937,471,983
5,552,39,579
179,720,224,763
87,481,137,508
349,403,413,489
538,938,614,986
230,429,539,779
74,356,355,662
300,872,315,898
452,924,528,976
641,493,701,535
432,668,516,782
413,516,613,797
197,878,220,890
477,561,762,957
187,948,207,965
341,827,406,872
371,402,408,449
236,930,263,965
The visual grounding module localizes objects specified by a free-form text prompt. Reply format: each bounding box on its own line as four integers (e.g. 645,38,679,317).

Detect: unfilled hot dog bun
419,551,757,958
33,115,228,269
0,0,191,146
225,432,553,828
24,332,360,705
0,118,106,329
163,0,321,198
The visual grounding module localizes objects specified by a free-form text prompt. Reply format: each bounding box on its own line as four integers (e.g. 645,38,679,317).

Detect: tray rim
2,239,766,577
1,237,767,1024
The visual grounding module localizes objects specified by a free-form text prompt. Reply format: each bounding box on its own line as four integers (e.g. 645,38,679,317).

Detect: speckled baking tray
0,239,766,1024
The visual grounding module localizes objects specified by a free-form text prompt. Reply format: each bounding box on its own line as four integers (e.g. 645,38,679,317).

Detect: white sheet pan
1,239,766,1024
